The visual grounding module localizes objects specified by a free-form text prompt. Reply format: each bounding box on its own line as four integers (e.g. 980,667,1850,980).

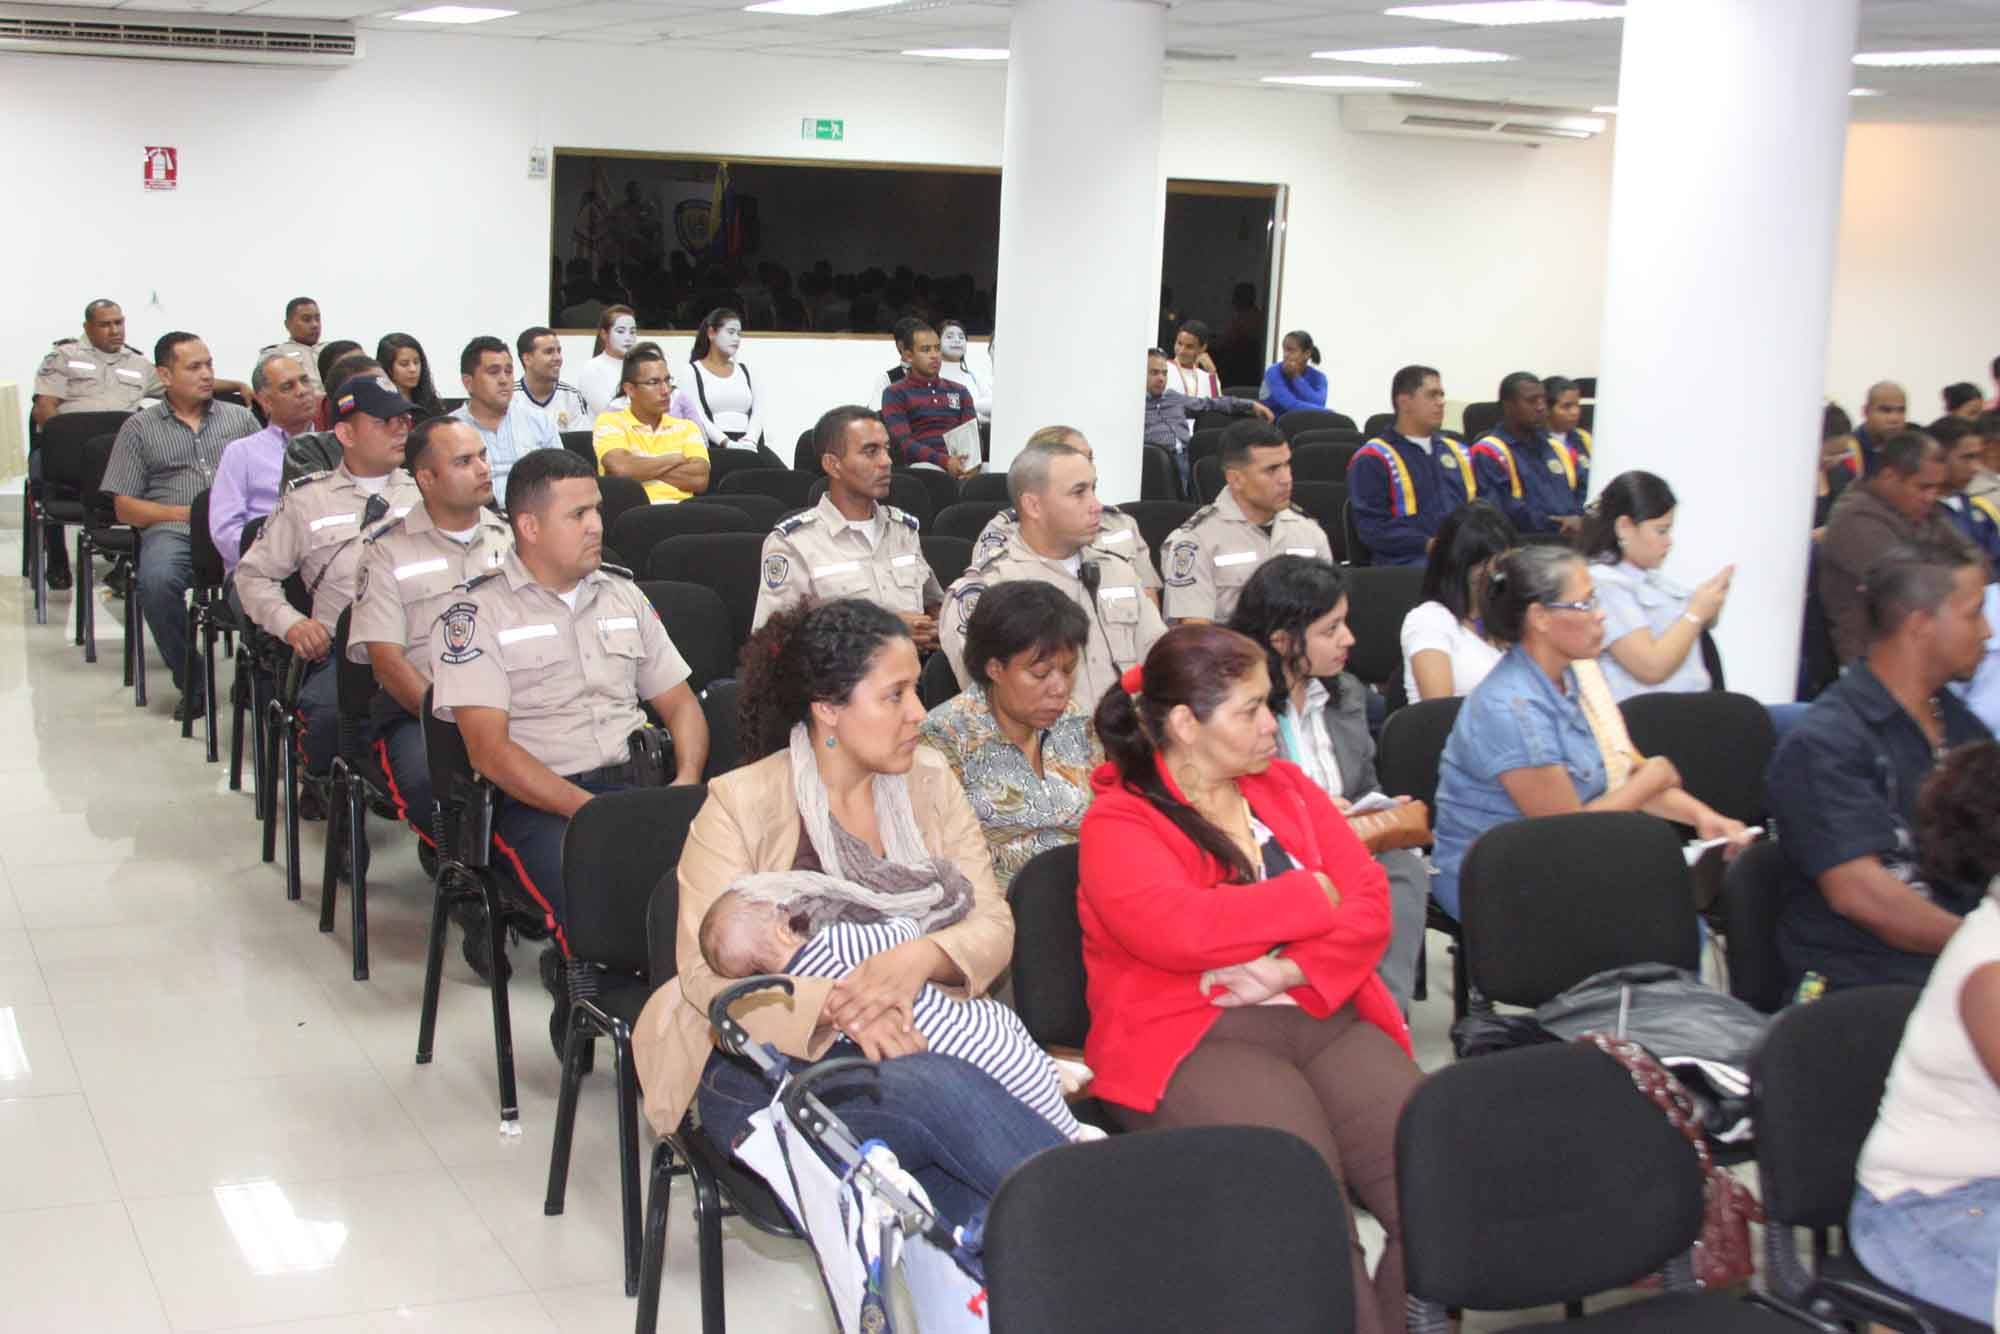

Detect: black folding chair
1621,690,1776,826
546,784,710,1297
959,472,1011,505
1462,401,1502,441
1188,427,1226,466
698,679,743,780
686,491,786,531
1292,427,1363,450
919,535,973,586
644,534,766,657
1116,500,1196,572
986,1127,1354,1334
1376,697,1465,1008
613,501,758,561
1006,845,1115,1132
597,475,652,544
1362,412,1396,439
184,489,234,755
1139,444,1177,502
700,448,776,495
1342,498,1371,566
1341,565,1425,705
801,472,936,527
1290,440,1361,481
1721,839,1792,1014
1276,409,1355,438
897,465,961,519
637,581,736,692
30,410,132,626
319,607,396,980
560,430,596,465
931,500,1004,546
1290,480,1346,560
1193,455,1224,503
717,467,816,509
919,649,962,710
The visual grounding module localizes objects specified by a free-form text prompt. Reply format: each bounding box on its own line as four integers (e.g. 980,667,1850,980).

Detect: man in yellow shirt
591,342,710,504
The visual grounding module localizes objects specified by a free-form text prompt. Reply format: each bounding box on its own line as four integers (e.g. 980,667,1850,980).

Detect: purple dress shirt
209,423,290,575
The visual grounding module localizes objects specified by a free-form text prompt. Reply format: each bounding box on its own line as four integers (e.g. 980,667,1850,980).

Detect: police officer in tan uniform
236,374,421,777
257,296,325,393
754,406,943,638
431,448,707,987
1163,420,1332,623
347,416,512,847
969,424,1163,601
942,438,1165,711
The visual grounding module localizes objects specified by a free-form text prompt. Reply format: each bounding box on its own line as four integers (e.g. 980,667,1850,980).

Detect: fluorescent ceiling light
1591,104,1617,113
390,5,514,20
1263,74,1422,89
1312,45,1510,64
1849,88,1882,97
745,0,898,14
902,47,1008,60
1854,48,2000,68
1384,2,1624,24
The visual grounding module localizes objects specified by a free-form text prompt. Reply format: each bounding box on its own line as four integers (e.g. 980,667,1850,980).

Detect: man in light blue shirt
451,335,559,499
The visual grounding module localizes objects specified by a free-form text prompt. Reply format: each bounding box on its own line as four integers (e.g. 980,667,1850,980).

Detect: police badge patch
1167,541,1199,587
438,602,482,664
953,581,984,630
764,553,790,590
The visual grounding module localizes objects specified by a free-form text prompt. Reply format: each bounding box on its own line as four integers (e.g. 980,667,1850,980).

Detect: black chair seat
688,491,787,531
674,1120,801,1238
1507,1293,1800,1333
1815,1250,1992,1334
932,500,1004,546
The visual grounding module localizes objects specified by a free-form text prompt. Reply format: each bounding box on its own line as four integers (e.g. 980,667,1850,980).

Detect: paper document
943,419,982,468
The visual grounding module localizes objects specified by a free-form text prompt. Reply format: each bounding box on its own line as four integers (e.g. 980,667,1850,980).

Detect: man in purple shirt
212,350,321,575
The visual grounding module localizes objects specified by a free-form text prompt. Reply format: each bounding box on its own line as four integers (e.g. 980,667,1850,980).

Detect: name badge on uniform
1284,547,1318,558
67,360,96,374
309,512,358,532
497,623,558,646
1215,550,1258,568
890,553,918,567
114,368,143,384
393,557,449,581
813,560,861,578
1098,586,1137,602
598,616,638,632
1100,529,1132,545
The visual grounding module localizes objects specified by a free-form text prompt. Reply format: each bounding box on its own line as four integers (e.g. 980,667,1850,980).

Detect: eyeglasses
1542,593,1600,614
632,377,672,390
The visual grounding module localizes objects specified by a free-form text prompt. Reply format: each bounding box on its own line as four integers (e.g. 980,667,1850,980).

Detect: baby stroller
707,975,991,1333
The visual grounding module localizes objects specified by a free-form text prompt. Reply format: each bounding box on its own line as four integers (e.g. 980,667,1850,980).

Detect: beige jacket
632,745,1015,1136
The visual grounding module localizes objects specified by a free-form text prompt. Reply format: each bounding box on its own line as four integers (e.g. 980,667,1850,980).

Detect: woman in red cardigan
1079,624,1421,1334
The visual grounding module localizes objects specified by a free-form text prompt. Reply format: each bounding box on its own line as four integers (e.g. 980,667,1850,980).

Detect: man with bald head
1819,430,1974,662
211,350,322,577
969,424,1163,599
1855,381,1908,477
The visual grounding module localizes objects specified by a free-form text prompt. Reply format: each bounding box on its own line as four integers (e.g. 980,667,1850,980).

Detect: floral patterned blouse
918,684,1101,888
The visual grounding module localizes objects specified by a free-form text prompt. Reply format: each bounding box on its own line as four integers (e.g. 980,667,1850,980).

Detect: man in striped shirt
514,326,590,435
102,331,260,720
880,323,978,477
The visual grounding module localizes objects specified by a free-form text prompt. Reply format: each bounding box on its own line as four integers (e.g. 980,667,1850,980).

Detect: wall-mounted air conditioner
1342,95,1605,145
0,3,361,66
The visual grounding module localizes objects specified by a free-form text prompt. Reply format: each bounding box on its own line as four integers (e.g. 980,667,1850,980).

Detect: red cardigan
1076,756,1412,1113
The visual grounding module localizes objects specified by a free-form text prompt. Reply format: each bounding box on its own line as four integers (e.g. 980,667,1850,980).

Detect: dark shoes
44,567,72,592
543,945,593,1072
173,694,206,723
454,899,511,983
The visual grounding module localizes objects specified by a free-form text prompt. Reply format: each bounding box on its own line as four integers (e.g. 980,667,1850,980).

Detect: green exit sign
802,117,845,142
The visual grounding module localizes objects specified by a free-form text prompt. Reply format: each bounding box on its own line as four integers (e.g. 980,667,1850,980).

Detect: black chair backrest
986,1126,1354,1334
718,467,816,509
1222,384,1261,400
1375,697,1463,811
1699,629,1726,690
1291,427,1363,449
1277,408,1354,438
1188,427,1226,465
803,473,934,527
329,607,379,717
688,490,786,530
38,410,133,492
420,685,475,854
1290,440,1361,481
1619,691,1775,825
898,466,961,518
920,535,973,585
559,430,596,464
918,649,962,710
1116,500,1196,572
931,500,1004,545
188,489,226,588
79,433,126,523
597,475,651,542
1138,444,1176,502
645,533,765,653
793,428,820,475
702,449,773,493
1398,1041,1705,1311
1342,499,1371,566
1462,401,1502,441
1289,480,1345,559
698,679,744,780
959,472,1011,505
636,580,735,691
1799,549,1839,701
615,501,758,560
1751,984,1920,1230
1006,845,1089,1050
1721,839,1791,1014
1363,412,1396,439
1461,811,1700,1008
647,866,682,987
1341,565,1425,689
562,784,710,976
1193,454,1224,503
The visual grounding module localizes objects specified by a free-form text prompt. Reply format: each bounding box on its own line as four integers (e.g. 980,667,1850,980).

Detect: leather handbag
1346,799,1431,854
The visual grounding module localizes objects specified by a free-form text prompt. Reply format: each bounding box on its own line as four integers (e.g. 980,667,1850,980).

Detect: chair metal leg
282,727,302,901
484,880,520,1126
120,564,134,689
131,568,146,706
414,874,454,1066
203,616,221,763
349,795,370,982
78,535,95,660
180,600,198,737
544,1005,591,1218
319,764,345,933
693,1155,727,1334
635,1141,676,1334
616,1027,643,1297
28,501,45,626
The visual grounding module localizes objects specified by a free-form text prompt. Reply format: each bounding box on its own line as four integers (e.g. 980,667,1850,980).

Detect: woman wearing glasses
1427,544,1749,920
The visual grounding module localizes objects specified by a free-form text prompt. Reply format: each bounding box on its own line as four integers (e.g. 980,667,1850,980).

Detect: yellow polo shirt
591,408,710,504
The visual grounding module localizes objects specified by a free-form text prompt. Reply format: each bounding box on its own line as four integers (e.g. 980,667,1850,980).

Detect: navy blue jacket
1346,430,1477,566
1470,423,1590,535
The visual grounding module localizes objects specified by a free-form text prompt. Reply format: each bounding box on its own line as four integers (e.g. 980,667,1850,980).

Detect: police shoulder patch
361,510,407,543
1100,501,1124,517
886,505,920,532
775,510,816,537
1186,504,1218,526
1167,539,1201,587
285,469,332,493
463,569,503,593
354,562,370,604
601,561,635,579
763,552,791,590
437,602,482,664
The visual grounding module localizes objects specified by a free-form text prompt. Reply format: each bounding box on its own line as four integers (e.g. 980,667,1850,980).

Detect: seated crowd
27,293,2000,1329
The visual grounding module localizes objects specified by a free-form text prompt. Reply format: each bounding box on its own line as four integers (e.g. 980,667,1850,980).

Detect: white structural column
1592,0,1858,702
989,0,1168,502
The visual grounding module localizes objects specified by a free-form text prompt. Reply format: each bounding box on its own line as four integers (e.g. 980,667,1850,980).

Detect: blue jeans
137,526,193,695
696,1047,1065,1222
1851,1179,2000,1323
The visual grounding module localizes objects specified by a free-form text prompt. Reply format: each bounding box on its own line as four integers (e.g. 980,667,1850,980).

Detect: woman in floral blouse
920,580,1103,887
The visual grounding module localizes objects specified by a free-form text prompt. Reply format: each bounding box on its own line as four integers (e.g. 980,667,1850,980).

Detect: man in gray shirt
102,331,260,720
1142,347,1269,497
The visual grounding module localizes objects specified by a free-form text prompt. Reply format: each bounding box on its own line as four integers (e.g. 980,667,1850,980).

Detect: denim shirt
1430,644,1608,918
1593,559,1711,701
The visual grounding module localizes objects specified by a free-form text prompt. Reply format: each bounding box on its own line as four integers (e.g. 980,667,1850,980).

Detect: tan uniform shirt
941,534,1165,712
236,466,421,638
258,338,325,392
972,504,1163,590
430,553,692,777
752,494,943,630
33,339,161,414
1163,488,1334,622
346,502,514,681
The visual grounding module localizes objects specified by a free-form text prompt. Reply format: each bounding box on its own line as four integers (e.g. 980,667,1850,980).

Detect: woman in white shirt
938,319,992,425
1581,471,1733,702
1227,555,1429,1012
671,307,781,466
1401,501,1515,703
1850,741,2000,1323
575,304,638,421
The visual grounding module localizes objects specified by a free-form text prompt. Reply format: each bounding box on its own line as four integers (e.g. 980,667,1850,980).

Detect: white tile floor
0,530,1512,1333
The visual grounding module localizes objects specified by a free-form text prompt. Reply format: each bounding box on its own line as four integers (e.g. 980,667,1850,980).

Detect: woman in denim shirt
1430,545,1749,919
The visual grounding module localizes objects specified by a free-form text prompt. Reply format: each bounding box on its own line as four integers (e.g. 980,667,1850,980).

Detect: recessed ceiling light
1312,45,1510,64
1853,48,2000,68
390,5,514,21
1591,104,1617,113
1849,87,1882,97
1384,1,1624,24
901,47,1008,60
1263,74,1423,89
744,0,897,14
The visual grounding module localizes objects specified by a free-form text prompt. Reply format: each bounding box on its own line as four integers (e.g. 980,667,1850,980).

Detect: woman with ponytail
631,599,1061,1216
670,307,782,466
1078,624,1420,1334
1260,329,1329,415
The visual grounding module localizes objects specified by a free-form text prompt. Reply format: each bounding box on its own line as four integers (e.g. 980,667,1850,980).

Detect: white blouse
575,353,628,421
672,361,763,450
1400,599,1503,702
1592,560,1710,702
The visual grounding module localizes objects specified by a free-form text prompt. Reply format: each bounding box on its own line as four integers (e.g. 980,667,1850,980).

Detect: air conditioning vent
1166,47,1237,62
1404,113,1502,132
1343,93,1604,145
0,4,361,64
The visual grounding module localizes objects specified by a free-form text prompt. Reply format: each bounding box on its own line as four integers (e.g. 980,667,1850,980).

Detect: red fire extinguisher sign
144,146,178,191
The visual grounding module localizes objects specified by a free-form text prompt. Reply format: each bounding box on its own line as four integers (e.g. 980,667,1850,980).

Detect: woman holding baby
631,598,1066,1218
